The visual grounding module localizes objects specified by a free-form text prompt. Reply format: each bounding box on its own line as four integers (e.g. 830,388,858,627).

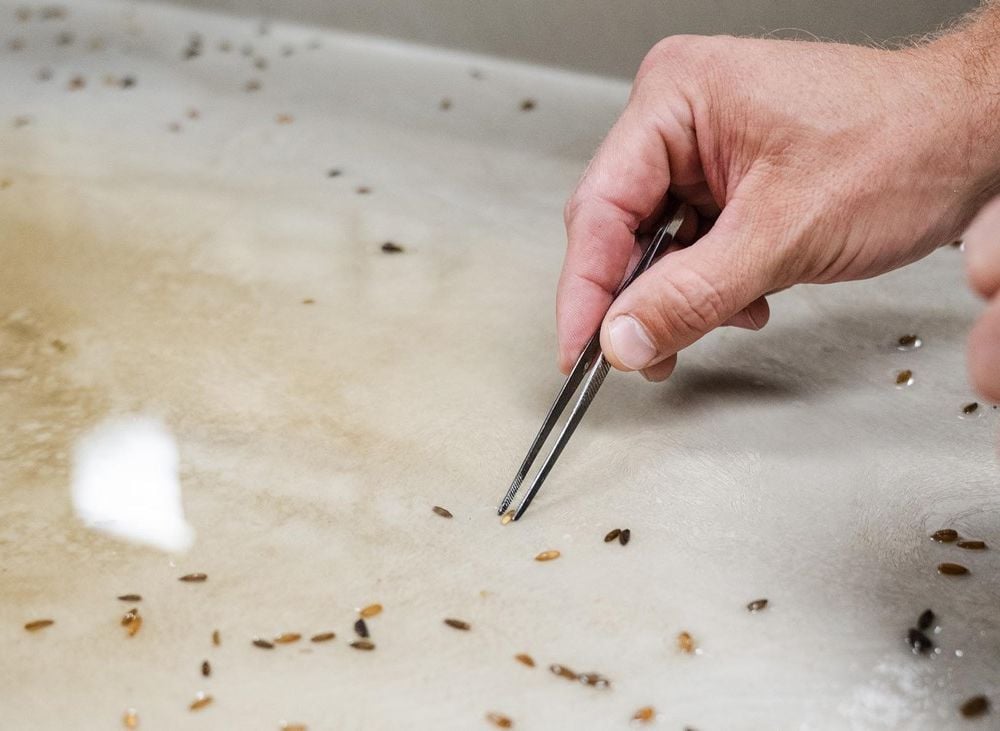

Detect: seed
897,334,920,349
121,608,138,626
959,695,990,718
907,627,934,654
276,114,294,125
549,664,577,680
444,618,470,631
500,511,514,525
56,31,74,46
354,619,370,638
310,632,336,642
957,540,987,550
253,638,275,649
514,653,535,667
350,640,375,651
360,604,383,618
747,599,769,612
633,707,655,722
534,550,560,562
189,692,213,711
67,75,85,91
117,594,142,602
212,629,221,646
122,708,138,728
179,573,207,582
917,609,935,631
578,672,611,688
381,242,404,254
281,724,307,731
326,169,342,177
677,631,696,654
302,298,315,305
963,402,979,415
244,79,261,92
895,369,913,386
439,98,452,110
356,186,371,195
168,122,181,133
931,529,959,543
604,529,620,543
201,660,211,677
486,712,513,728
24,619,54,631
520,98,536,111
123,610,142,637
120,76,136,89
432,505,453,518
274,633,301,644
937,562,969,576
619,529,631,546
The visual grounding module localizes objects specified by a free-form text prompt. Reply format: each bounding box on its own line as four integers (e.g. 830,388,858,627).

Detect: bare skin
557,6,1000,399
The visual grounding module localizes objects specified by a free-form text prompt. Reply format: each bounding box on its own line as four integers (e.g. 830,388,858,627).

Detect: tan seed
122,709,138,728
895,369,913,385
310,632,336,642
123,612,142,637
281,724,308,731
444,618,470,631
350,640,375,651
360,603,383,618
212,629,221,646
957,540,987,550
633,706,655,723
117,594,142,602
603,528,620,543
276,113,294,125
677,631,696,654
514,653,535,667
274,633,301,644
937,562,969,576
24,619,54,631
931,529,959,543
486,712,513,728
432,506,453,518
500,511,515,525
179,573,207,582
253,638,275,649
189,693,213,711
534,550,560,562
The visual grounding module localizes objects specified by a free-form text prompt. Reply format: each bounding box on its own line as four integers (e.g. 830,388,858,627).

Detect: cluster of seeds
905,608,935,654
603,528,631,546
547,663,611,689
930,527,988,577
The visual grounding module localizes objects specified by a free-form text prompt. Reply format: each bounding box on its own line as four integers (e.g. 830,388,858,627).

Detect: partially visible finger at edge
968,296,1000,403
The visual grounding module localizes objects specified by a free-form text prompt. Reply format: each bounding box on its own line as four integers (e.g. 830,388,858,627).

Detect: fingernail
609,315,657,370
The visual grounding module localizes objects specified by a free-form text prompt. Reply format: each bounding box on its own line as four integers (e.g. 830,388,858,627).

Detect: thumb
599,210,777,371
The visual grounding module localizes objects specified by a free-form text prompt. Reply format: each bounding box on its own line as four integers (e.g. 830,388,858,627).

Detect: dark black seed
959,695,990,718
931,529,959,543
917,609,934,631
747,599,768,612
252,638,274,649
619,529,631,546
520,98,536,111
120,76,136,89
381,241,404,253
957,540,987,550
603,529,620,543
938,562,970,576
963,402,979,415
354,618,369,638
906,627,934,654
117,594,142,602
432,506,453,518
444,618,470,631
897,334,918,347
201,660,210,677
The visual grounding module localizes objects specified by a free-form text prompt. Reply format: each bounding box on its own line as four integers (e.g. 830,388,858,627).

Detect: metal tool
498,202,688,521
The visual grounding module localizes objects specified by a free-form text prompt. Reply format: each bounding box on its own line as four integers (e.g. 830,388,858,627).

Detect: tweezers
497,202,688,521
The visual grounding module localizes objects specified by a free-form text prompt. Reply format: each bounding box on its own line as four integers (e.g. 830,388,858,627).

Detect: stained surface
1,2,999,729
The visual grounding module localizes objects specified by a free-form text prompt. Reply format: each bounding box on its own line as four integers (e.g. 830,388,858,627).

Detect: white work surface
1,1,998,729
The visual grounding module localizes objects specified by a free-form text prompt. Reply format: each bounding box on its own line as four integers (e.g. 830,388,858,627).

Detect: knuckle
653,268,727,341
636,35,693,84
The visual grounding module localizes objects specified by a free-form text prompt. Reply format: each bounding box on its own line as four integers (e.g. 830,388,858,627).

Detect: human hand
558,33,1000,381
965,197,1000,402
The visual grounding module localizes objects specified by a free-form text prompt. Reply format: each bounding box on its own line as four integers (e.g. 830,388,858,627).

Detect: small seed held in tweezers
500,511,515,525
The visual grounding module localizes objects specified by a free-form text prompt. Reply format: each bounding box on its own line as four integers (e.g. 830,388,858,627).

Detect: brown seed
747,599,769,612
281,724,307,731
959,695,990,718
310,632,336,642
117,594,142,602
253,638,275,649
633,706,655,723
500,511,514,525
302,298,315,305
931,529,959,543
963,402,980,415
937,562,970,576
549,664,577,680
122,609,142,637
897,334,919,348
121,608,138,626
514,653,535,667
677,631,696,654
381,241,405,254
439,98,452,110
276,113,294,125
520,98,536,111
619,528,631,546
67,75,85,91
957,540,987,550
212,629,221,646
354,619,369,638
326,169,342,177
895,369,913,386
350,640,375,651
603,528,620,543
356,186,371,195
917,609,935,631
24,619,54,632
486,712,513,728
122,708,138,728
360,604,383,618
444,618,470,631
189,693,213,711
179,573,207,582
534,550,560,562
201,660,211,677
244,79,261,92
274,632,301,644
578,672,611,688
432,505,453,518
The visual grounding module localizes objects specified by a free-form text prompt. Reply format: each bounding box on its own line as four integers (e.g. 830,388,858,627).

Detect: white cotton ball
71,416,195,553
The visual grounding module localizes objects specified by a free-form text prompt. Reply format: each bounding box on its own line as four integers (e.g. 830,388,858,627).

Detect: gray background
154,0,981,77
